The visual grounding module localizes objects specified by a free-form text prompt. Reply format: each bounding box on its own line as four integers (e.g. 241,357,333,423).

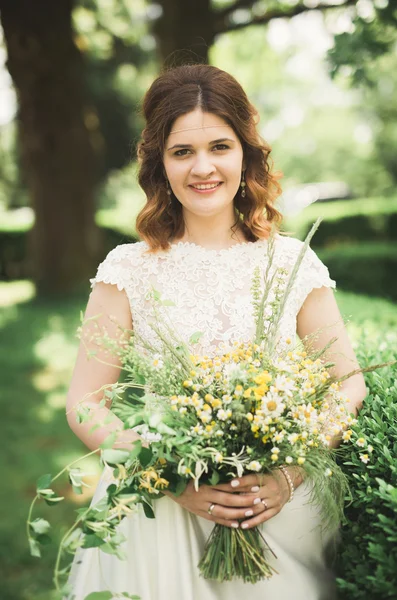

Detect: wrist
285,466,304,490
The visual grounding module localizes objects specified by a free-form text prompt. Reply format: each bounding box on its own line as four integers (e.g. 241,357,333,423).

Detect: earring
240,172,246,198
166,179,172,196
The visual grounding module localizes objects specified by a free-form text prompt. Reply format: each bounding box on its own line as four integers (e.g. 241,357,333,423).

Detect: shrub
283,196,397,244
318,243,397,301
336,326,397,599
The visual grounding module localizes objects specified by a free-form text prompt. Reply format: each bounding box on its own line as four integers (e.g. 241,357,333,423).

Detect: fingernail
253,497,261,505
251,486,260,492
245,509,253,517
231,480,240,488
241,523,249,529
231,522,239,528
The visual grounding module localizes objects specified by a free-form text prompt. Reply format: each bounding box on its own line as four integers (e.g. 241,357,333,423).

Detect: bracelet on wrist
279,465,295,503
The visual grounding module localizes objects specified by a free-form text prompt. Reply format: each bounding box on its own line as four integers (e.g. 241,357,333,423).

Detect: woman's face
163,109,244,220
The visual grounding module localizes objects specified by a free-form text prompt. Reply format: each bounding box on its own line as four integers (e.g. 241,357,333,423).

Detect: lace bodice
90,235,335,357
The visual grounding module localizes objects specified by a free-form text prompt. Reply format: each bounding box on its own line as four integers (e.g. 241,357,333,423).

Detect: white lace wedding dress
67,235,339,600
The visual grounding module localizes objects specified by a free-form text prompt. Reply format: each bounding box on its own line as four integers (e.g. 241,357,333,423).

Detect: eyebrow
167,138,235,151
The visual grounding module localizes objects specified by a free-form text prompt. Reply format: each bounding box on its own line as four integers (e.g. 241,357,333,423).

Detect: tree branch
214,0,359,36
215,0,257,21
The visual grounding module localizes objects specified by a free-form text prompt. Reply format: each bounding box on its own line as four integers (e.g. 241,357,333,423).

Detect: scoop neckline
169,238,269,255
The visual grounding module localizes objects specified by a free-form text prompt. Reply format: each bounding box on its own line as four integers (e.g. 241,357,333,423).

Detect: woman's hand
228,469,301,529
164,480,263,528
164,467,303,528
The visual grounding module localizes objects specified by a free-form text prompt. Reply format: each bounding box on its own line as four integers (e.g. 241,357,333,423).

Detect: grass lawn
0,281,396,600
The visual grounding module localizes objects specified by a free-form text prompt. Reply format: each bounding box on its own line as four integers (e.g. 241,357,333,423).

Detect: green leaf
82,534,105,549
209,471,220,486
101,449,130,465
175,479,187,497
189,331,203,345
83,593,113,600
139,447,153,468
129,440,142,461
142,502,155,519
36,533,52,546
30,518,51,536
100,431,117,450
161,300,175,307
44,494,65,505
36,474,52,491
28,537,41,558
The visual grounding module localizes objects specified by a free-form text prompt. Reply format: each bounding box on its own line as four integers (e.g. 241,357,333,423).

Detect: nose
190,151,216,178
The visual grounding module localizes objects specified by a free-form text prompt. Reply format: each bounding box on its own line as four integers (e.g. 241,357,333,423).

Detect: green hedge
336,328,397,599
283,196,397,244
0,225,137,280
318,243,397,302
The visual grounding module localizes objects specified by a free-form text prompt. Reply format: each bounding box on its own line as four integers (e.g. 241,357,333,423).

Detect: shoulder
90,241,149,291
274,233,336,309
274,234,329,270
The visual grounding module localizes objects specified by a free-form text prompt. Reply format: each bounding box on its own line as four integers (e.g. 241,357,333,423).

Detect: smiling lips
189,182,223,193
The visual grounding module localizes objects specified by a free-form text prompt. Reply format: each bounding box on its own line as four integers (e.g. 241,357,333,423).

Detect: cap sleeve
294,245,336,312
90,245,133,292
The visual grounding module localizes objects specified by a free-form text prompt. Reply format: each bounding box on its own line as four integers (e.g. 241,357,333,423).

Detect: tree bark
153,0,214,66
0,0,102,296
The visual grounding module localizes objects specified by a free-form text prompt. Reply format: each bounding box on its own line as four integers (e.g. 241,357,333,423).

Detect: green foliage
329,4,397,87
318,243,397,301
336,328,397,599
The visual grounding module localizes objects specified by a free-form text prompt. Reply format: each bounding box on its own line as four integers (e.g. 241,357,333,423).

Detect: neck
176,210,247,250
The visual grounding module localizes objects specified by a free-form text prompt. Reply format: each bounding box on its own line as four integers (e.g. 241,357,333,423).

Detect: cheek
165,162,189,186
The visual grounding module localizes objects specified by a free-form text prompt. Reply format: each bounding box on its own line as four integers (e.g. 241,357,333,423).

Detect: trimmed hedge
336,327,397,599
318,243,397,302
284,196,397,244
0,225,137,280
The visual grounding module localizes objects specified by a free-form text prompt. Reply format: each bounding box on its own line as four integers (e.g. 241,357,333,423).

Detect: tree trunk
0,0,102,296
153,0,214,66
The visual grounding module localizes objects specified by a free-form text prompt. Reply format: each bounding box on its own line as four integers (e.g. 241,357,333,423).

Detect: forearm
66,400,140,453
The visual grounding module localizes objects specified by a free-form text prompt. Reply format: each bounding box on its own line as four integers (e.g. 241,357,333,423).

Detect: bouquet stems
198,524,278,583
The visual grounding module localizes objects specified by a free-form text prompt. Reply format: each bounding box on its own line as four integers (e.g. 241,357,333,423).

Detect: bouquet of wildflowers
27,220,395,596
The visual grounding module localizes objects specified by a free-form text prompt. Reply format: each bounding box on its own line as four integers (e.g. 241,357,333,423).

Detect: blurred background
0,1,396,599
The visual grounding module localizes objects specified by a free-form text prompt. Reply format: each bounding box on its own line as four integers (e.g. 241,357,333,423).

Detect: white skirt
67,467,338,600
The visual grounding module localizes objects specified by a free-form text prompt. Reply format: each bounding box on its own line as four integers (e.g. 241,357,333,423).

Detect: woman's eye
212,144,229,151
174,149,191,157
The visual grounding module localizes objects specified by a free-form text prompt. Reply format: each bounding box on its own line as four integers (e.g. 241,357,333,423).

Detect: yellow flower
297,457,306,465
342,430,353,442
360,454,369,464
271,453,279,462
154,477,169,489
356,437,366,447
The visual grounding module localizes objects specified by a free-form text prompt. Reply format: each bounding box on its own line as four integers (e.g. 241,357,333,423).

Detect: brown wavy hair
136,64,283,251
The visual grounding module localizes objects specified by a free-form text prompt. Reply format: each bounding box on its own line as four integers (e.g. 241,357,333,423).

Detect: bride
65,64,367,599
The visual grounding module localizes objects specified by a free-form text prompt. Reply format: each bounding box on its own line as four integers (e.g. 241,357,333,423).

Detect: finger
211,501,266,522
240,506,280,529
211,490,262,508
198,511,239,529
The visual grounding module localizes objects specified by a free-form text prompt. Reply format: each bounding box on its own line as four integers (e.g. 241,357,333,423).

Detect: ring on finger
262,499,268,511
208,503,216,516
